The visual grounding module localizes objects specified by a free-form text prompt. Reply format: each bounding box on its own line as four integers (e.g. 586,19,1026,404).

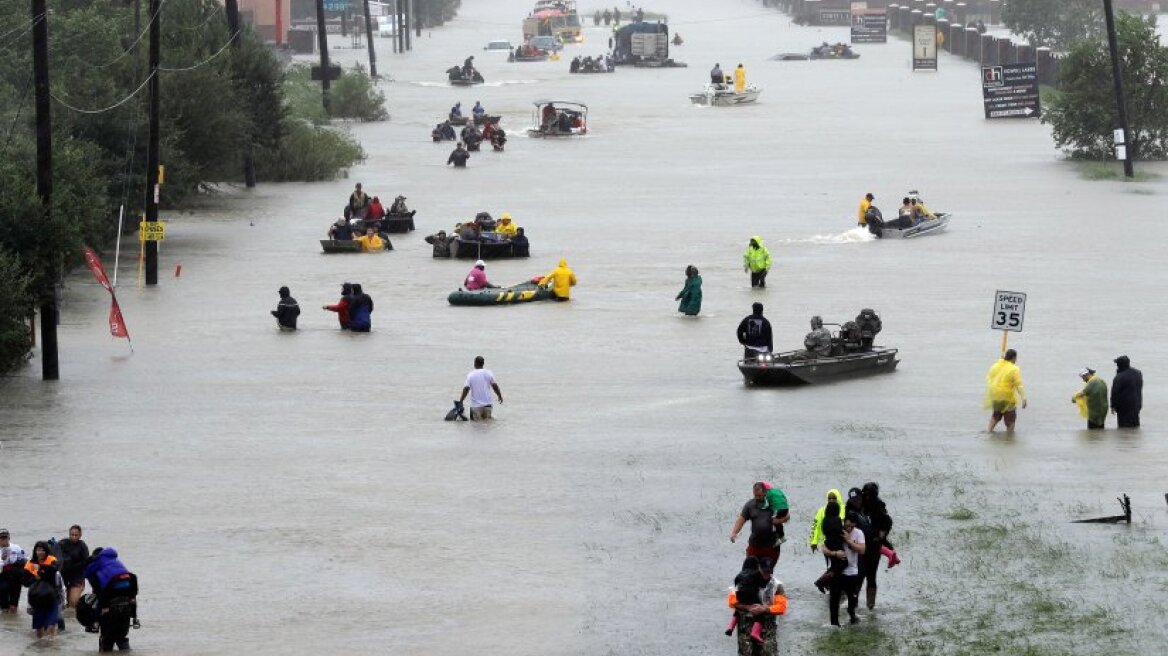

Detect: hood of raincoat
85,547,129,591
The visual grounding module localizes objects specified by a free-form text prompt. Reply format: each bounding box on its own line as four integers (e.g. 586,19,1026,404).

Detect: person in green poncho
1072,367,1109,429
675,265,702,316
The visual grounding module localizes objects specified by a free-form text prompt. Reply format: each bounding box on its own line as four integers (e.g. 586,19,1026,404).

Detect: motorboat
689,83,761,106
772,45,860,61
451,235,530,259
738,309,897,385
447,66,485,85
865,205,951,239
739,347,899,385
320,236,393,253
448,280,555,306
527,100,587,138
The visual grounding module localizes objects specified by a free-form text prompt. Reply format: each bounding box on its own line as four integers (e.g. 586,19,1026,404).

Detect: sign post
912,24,937,70
981,63,1041,119
991,290,1027,353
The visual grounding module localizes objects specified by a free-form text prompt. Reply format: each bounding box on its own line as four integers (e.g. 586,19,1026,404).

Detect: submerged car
528,35,563,52
484,40,513,51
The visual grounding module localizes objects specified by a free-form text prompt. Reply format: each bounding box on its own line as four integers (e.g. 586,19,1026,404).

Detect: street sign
981,62,1041,119
912,24,937,70
323,0,348,11
139,221,166,242
310,64,343,81
991,290,1026,332
850,7,887,43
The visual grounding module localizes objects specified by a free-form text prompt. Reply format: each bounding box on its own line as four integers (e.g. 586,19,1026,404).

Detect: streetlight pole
31,0,58,379
1102,0,1134,178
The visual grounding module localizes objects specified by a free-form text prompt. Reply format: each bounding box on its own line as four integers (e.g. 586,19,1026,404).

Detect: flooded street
3,0,1168,653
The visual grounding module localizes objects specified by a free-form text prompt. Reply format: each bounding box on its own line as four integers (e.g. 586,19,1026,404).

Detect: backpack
28,578,56,611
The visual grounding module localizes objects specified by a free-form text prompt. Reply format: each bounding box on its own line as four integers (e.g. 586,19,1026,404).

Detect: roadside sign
310,64,343,81
912,24,937,70
850,5,887,43
323,0,348,11
991,290,1026,332
981,63,1040,119
140,221,166,242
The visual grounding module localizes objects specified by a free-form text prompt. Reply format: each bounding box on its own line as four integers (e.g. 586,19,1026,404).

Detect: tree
1042,13,1168,160
1002,0,1103,51
0,248,34,372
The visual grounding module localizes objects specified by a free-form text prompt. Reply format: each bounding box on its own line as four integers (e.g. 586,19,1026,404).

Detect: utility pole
396,0,405,53
31,0,58,379
404,0,412,50
315,0,332,112
362,0,377,77
1102,0,1135,178
144,0,161,285
224,0,256,187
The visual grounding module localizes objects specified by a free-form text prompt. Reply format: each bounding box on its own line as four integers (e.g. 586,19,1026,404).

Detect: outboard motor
855,309,882,351
865,206,884,237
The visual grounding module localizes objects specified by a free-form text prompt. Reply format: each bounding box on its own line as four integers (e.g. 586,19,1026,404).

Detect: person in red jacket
366,196,385,230
322,282,353,329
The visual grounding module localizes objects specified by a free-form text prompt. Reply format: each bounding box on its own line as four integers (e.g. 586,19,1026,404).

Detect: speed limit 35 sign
991,290,1026,332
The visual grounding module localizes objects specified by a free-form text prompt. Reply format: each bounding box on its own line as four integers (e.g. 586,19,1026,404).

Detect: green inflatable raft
447,280,556,306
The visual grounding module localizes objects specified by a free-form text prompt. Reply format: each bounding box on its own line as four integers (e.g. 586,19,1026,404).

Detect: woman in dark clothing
813,499,844,593
859,482,894,610
59,525,90,609
348,284,373,332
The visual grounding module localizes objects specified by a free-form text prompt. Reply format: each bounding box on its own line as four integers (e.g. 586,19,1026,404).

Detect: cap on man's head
474,259,486,267
0,529,9,537
1115,355,1130,364
866,193,875,200
1079,367,1095,377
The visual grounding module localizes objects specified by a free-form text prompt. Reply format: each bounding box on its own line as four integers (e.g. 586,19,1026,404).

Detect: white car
484,40,513,51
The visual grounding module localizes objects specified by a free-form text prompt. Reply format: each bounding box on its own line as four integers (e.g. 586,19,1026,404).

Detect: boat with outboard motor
320,236,393,253
448,280,555,306
866,211,951,239
689,83,761,106
451,236,529,259
738,310,898,385
528,100,587,138
772,44,860,61
447,66,485,85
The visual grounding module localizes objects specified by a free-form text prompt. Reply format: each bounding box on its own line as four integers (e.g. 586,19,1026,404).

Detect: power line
61,0,165,70
0,74,34,159
50,72,155,115
159,29,239,71
0,13,43,48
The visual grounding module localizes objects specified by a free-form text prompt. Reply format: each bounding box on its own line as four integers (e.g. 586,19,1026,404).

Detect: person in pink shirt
463,260,497,290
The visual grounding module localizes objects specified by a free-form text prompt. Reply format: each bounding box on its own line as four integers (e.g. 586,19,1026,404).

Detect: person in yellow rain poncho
857,193,874,226
356,227,384,252
985,348,1027,432
809,488,845,555
734,63,746,93
539,258,577,300
743,236,771,288
1071,367,1108,429
496,213,518,237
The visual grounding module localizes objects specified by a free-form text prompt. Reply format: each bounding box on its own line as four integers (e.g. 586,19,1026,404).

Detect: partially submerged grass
945,506,977,521
813,624,898,656
1075,161,1161,182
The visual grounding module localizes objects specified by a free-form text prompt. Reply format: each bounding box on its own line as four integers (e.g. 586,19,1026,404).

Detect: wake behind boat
690,83,761,106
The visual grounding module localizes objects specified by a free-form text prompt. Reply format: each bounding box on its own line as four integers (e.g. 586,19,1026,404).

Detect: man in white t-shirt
824,512,866,626
459,356,503,420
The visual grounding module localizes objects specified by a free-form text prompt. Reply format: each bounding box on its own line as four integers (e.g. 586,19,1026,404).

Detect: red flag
109,297,129,339
82,246,131,344
82,247,112,292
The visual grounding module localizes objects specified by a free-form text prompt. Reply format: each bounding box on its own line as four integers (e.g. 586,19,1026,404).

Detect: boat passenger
734,63,746,93
450,102,462,119
357,226,384,252
908,192,936,220
349,183,370,218
458,222,480,241
271,286,300,331
328,217,353,241
389,195,411,216
462,56,476,78
710,62,724,85
496,214,518,237
511,227,528,252
557,111,573,132
570,56,582,73
367,196,385,225
542,103,557,128
322,282,353,329
472,101,485,118
895,197,914,228
539,258,577,301
803,316,833,357
737,303,773,360
447,142,470,167
464,260,497,291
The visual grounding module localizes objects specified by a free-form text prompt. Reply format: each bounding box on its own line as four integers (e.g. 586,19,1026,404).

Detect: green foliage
1002,0,1102,51
0,249,34,372
415,0,463,28
330,64,388,122
253,118,365,182
1043,13,1168,160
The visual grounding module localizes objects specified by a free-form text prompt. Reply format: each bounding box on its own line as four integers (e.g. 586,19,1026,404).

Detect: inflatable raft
447,280,555,306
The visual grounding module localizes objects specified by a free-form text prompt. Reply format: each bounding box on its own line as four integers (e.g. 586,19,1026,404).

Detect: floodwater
3,0,1168,653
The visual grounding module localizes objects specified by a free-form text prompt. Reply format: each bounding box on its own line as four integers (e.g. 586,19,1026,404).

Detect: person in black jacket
271,287,300,331
1111,355,1143,428
447,142,470,167
737,303,773,361
59,525,89,610
858,482,893,610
